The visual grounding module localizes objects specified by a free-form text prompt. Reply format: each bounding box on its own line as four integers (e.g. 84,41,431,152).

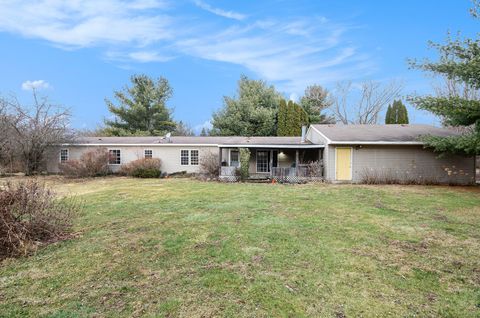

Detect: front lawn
1,177,479,317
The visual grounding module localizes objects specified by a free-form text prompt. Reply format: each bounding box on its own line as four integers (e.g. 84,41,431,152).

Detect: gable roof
310,124,461,144
71,136,321,148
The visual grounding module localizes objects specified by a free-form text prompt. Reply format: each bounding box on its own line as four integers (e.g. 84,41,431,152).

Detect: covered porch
219,145,324,182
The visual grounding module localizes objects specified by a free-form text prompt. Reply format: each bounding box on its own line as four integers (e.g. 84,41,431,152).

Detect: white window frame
180,149,189,165
59,149,69,163
229,149,240,167
144,149,153,159
190,149,199,166
108,149,121,165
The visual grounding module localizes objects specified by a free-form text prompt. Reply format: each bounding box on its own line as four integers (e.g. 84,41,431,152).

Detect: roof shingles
311,124,461,143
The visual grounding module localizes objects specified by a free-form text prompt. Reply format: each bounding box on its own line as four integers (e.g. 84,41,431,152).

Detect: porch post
219,147,222,166
295,150,299,167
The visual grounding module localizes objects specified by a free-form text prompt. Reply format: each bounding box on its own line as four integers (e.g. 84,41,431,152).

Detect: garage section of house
308,124,476,185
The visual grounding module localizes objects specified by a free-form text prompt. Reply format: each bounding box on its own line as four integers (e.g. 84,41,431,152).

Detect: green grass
1,177,479,317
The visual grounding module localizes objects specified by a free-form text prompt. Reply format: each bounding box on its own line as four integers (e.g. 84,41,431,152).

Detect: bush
360,168,440,185
0,180,79,259
119,158,161,178
199,151,220,179
59,148,110,178
239,148,250,181
304,161,323,178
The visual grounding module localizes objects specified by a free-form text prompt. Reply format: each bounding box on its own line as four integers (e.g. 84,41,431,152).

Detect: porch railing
220,161,324,183
219,166,239,182
271,162,323,183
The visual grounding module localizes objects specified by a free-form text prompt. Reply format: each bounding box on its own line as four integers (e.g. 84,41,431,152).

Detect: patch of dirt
389,239,430,253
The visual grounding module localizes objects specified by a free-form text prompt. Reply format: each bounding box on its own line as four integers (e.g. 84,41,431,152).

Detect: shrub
0,180,79,259
304,161,323,178
239,148,250,181
119,158,161,178
59,148,110,178
360,168,440,185
199,151,220,179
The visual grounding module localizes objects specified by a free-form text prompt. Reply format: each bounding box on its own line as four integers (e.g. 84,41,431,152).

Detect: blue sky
0,0,477,133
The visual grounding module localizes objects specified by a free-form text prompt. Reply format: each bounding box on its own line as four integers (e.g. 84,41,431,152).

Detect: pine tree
200,127,209,136
397,103,409,124
385,100,409,124
278,100,308,136
104,74,175,136
277,99,288,136
385,105,393,124
286,100,297,136
408,2,479,155
210,75,282,136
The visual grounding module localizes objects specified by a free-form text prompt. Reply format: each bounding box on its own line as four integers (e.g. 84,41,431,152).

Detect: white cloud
106,50,174,63
1,1,376,95
0,0,172,48
176,18,375,93
21,80,50,91
193,0,246,21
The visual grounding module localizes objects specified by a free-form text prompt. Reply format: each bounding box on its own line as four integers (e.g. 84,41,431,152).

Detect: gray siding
324,145,475,185
47,145,218,174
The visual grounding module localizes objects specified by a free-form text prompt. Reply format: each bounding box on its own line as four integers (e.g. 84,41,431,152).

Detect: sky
0,0,477,133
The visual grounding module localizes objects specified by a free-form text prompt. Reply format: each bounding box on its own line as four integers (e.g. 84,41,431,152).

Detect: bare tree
433,77,480,100
1,90,74,175
331,80,403,124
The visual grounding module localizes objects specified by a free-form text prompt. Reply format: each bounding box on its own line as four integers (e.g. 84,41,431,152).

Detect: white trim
59,143,324,148
220,144,323,149
62,143,218,147
180,149,190,166
108,149,121,165
330,141,424,145
59,148,69,163
229,149,239,167
310,125,332,144
190,149,199,166
144,149,153,159
335,147,353,181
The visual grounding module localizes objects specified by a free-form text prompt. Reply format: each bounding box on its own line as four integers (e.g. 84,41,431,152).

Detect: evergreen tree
385,105,393,124
397,103,409,124
211,75,282,136
278,100,308,136
277,99,288,136
385,100,409,124
300,84,334,124
409,2,479,155
104,74,175,136
200,127,209,136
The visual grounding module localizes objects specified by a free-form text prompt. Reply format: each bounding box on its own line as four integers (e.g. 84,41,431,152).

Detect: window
109,149,121,165
190,150,199,165
181,150,189,165
144,149,153,159
60,149,69,163
256,150,269,173
230,150,239,167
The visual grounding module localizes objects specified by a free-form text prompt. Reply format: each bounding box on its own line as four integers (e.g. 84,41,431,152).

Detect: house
48,124,476,185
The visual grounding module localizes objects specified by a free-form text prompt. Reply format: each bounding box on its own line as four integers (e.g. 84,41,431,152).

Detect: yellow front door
336,148,352,181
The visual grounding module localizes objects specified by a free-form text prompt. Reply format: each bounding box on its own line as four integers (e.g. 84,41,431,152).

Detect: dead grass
0,177,479,317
